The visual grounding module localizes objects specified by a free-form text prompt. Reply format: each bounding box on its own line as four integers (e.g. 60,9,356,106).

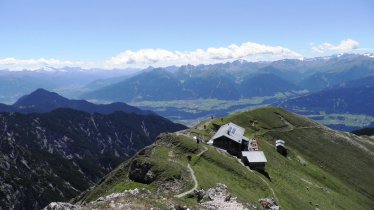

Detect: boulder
128,159,156,184
258,198,281,210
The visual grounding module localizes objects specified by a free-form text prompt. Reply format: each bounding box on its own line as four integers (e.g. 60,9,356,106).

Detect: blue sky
0,0,373,70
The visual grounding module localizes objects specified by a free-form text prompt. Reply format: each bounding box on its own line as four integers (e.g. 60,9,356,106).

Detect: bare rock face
43,202,81,210
128,159,156,184
0,109,186,209
158,179,183,194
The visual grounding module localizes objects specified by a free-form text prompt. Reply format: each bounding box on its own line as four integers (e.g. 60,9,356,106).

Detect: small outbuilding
275,139,287,157
241,151,267,170
209,122,249,156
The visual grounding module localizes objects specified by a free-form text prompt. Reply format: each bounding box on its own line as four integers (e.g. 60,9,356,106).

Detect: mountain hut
209,122,249,156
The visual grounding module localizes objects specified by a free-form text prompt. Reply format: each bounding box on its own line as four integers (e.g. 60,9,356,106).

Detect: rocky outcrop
195,183,250,210
43,188,152,210
128,159,156,184
258,198,281,210
44,202,81,210
43,186,250,210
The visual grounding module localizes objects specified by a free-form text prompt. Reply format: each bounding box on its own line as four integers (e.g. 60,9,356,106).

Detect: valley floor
129,99,374,131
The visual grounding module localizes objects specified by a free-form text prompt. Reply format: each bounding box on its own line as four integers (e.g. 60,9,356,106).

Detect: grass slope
77,107,374,209
220,107,374,200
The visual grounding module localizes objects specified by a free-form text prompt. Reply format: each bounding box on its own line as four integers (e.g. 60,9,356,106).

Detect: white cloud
104,42,302,68
0,41,302,70
312,39,359,53
0,57,87,71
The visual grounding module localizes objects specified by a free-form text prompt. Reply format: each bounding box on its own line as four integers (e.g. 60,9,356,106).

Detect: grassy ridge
78,107,374,209
194,107,374,209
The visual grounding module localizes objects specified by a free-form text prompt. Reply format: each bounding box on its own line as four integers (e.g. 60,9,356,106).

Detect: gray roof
242,151,267,163
211,122,249,144
275,139,286,147
276,140,285,144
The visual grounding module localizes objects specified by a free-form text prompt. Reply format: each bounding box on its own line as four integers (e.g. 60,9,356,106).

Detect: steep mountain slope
83,74,136,92
334,75,374,89
239,73,301,98
70,107,373,209
0,103,14,112
259,65,307,83
0,109,186,209
277,86,374,115
275,76,374,131
0,88,152,115
182,73,240,100
299,62,374,91
351,127,374,136
82,69,194,102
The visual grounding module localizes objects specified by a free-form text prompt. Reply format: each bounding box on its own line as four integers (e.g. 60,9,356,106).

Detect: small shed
210,122,249,156
241,151,267,170
275,140,285,147
275,139,287,157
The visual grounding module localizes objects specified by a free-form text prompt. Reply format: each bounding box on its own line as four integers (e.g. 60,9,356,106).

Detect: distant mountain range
0,67,138,103
81,53,374,102
76,54,374,131
0,108,185,209
277,76,374,116
274,75,374,131
0,88,153,115
298,63,374,91
1,54,373,104
1,53,374,131
81,68,304,102
351,127,374,136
